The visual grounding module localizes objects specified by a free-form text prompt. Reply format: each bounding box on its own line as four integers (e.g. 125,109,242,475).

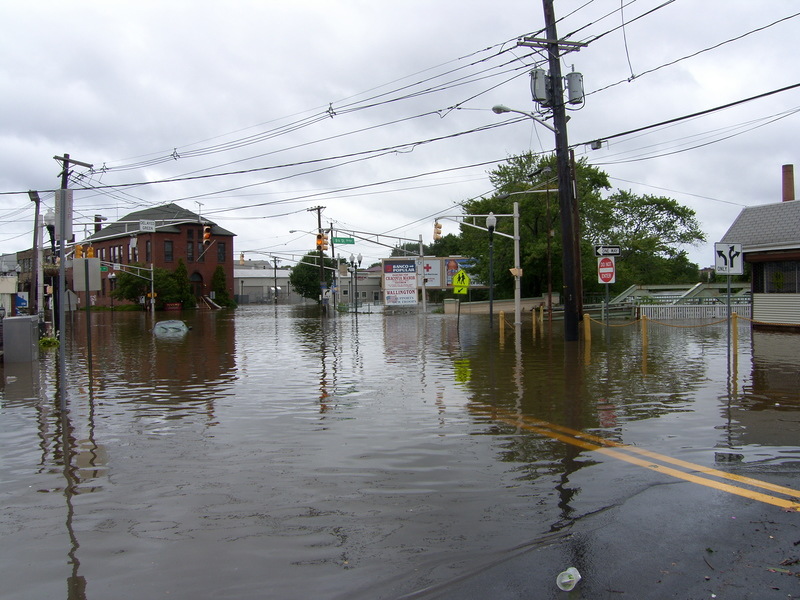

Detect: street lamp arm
492,105,558,133
458,219,516,241
497,188,559,198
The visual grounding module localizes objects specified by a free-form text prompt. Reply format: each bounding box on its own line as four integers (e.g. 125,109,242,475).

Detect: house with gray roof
721,196,800,327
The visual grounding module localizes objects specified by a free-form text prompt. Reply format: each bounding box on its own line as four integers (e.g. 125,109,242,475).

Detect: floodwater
1,306,798,599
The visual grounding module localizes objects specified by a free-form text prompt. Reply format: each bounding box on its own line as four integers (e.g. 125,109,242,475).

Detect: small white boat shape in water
153,319,190,338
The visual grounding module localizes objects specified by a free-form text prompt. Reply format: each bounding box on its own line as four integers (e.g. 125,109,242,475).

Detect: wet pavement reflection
1,306,798,599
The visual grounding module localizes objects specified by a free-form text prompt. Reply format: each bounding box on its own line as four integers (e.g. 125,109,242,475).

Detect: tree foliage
111,259,199,310
289,251,336,302
459,152,706,300
172,259,197,308
211,265,236,307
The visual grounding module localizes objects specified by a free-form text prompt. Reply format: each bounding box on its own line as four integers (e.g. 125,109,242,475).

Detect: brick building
83,203,235,308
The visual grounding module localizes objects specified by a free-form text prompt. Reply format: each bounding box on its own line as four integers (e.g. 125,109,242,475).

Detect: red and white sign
598,256,616,284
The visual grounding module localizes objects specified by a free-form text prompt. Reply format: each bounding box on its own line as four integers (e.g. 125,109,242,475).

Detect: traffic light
202,225,212,246
74,244,83,258
321,233,329,251
316,233,324,249
433,221,442,240
86,245,95,258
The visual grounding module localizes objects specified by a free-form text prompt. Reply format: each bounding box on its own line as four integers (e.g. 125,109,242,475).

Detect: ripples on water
0,307,797,598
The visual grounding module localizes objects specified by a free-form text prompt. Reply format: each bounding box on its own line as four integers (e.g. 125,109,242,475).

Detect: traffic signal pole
309,206,326,314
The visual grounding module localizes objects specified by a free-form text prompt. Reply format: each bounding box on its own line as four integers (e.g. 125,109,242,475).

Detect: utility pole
53,153,92,408
518,1,582,341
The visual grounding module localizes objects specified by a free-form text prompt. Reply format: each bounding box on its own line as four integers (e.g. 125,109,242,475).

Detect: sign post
715,242,744,368
597,255,616,328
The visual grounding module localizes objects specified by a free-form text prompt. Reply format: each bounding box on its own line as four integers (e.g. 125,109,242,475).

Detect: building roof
721,200,800,253
234,268,292,280
86,203,235,242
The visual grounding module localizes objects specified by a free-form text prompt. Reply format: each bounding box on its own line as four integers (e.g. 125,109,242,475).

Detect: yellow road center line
474,406,800,511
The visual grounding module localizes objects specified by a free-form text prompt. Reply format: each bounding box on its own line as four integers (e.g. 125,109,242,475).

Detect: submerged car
153,320,190,338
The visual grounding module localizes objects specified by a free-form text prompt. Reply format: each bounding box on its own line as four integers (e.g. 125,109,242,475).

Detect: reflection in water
0,309,797,598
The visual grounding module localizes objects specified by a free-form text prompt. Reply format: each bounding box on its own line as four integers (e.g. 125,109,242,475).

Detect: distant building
720,165,800,328
83,203,235,308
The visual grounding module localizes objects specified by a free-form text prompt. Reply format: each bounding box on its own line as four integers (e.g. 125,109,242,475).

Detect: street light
486,212,497,329
349,253,362,313
107,272,116,310
272,257,280,304
499,177,557,327
492,104,557,133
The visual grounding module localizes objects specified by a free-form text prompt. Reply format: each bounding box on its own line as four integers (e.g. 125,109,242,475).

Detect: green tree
172,259,196,308
211,265,236,307
111,265,177,310
289,252,335,302
583,190,706,293
460,152,706,300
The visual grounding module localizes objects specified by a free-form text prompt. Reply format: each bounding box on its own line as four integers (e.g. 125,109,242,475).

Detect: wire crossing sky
1,0,798,268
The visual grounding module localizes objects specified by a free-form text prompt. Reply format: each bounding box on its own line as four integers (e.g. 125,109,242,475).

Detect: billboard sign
383,260,418,306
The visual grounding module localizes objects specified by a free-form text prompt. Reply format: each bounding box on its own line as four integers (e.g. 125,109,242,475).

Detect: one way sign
594,244,621,257
714,242,744,275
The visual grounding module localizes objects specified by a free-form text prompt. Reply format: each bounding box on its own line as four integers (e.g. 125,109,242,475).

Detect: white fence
639,303,751,320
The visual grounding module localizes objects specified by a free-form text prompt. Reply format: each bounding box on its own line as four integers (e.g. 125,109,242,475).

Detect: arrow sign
714,242,743,275
595,244,621,257
598,256,616,284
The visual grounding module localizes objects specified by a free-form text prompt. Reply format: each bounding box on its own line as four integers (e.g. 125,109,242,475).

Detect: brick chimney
782,164,795,202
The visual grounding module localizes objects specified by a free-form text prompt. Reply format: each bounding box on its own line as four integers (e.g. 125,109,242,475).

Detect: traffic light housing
316,233,324,250
321,233,329,251
433,221,442,240
86,245,95,258
202,225,212,246
74,244,83,258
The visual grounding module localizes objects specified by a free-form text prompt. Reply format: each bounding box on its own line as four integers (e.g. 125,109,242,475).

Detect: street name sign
594,244,621,257
332,237,355,244
598,256,616,284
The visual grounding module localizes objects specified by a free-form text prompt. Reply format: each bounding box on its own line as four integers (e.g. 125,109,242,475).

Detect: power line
574,82,800,147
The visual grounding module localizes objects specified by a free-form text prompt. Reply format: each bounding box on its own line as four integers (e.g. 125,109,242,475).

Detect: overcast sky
1,1,798,271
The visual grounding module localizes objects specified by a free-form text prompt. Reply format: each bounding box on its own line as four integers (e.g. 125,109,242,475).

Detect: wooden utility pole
519,1,582,341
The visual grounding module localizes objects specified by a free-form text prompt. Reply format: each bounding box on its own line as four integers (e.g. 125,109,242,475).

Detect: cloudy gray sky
1,0,798,269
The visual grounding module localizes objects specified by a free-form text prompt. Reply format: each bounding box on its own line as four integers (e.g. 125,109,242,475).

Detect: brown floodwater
0,306,798,599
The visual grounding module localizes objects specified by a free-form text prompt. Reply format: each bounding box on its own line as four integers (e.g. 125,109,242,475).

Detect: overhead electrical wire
584,10,800,96
4,3,799,255
573,82,800,149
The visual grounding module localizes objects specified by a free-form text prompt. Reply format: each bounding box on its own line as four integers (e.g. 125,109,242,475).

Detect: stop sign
598,256,616,284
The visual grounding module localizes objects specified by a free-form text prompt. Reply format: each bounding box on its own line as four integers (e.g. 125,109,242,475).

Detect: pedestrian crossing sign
453,269,470,295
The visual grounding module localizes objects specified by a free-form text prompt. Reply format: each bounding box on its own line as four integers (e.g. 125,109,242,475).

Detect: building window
146,240,151,263
217,241,226,262
164,240,174,263
197,242,205,262
187,241,194,263
753,261,799,294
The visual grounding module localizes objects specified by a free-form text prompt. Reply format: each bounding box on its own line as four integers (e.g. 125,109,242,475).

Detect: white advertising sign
383,260,418,306
417,257,442,288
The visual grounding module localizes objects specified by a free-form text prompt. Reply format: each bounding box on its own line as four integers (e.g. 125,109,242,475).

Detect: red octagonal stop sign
598,256,616,284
